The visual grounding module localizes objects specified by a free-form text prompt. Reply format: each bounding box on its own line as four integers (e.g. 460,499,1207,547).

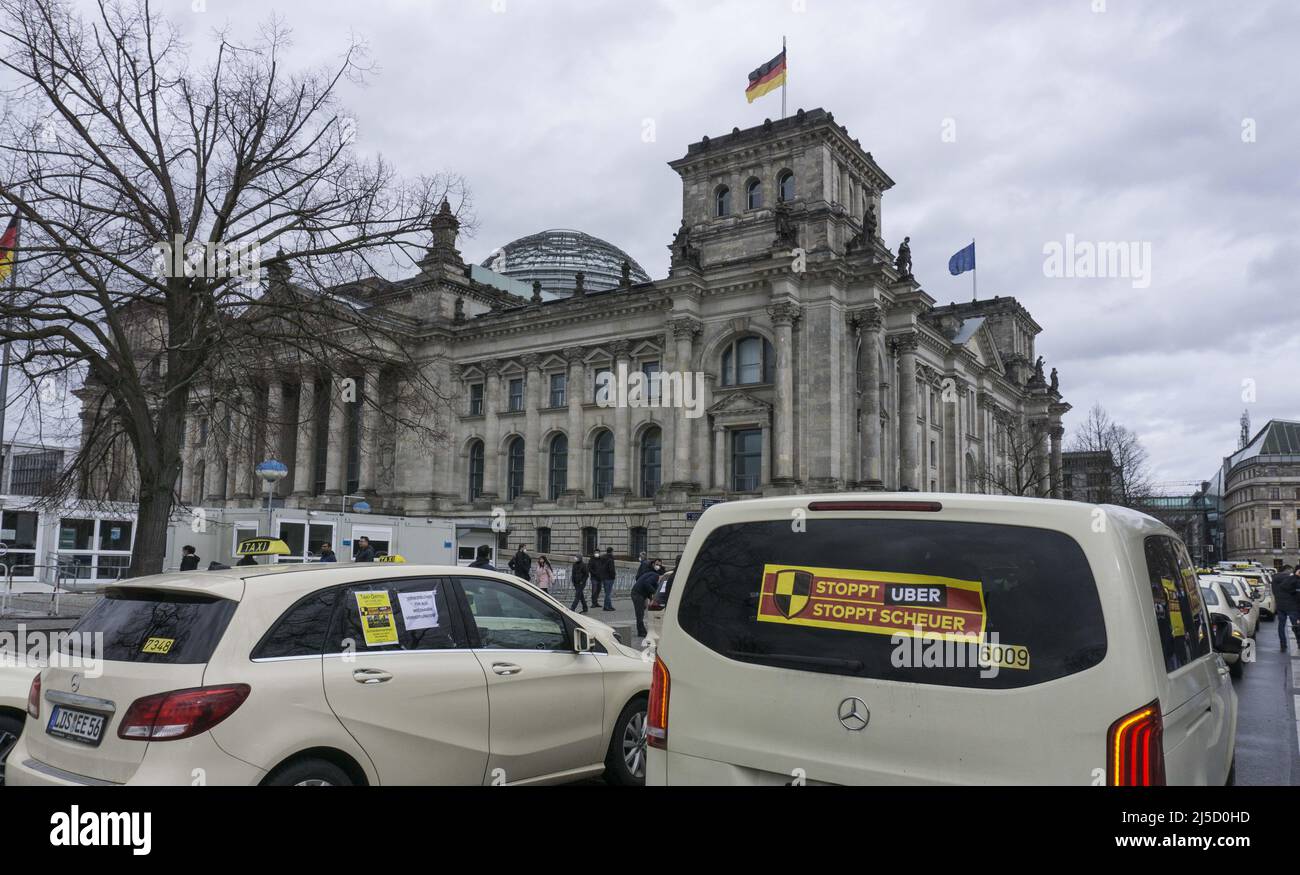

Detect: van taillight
1107,700,1165,786
647,656,670,750
118,684,251,741
27,674,40,719
807,500,942,512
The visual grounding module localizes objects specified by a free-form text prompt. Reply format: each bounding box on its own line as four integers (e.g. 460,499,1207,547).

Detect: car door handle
491,662,522,676
353,669,392,684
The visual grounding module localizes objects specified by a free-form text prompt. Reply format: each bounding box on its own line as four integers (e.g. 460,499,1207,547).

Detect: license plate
47,705,106,747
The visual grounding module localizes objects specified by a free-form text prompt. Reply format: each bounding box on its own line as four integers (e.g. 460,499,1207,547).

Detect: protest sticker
397,589,439,631
756,564,986,641
355,591,400,647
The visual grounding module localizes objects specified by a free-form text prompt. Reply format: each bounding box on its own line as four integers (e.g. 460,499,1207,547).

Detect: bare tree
1068,403,1153,507
973,414,1051,497
0,0,471,575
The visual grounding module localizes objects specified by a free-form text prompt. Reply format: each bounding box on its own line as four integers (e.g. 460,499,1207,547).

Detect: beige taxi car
8,563,651,786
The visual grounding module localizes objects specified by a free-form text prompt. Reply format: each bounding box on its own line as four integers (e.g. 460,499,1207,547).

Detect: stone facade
1221,419,1300,570
175,108,1071,559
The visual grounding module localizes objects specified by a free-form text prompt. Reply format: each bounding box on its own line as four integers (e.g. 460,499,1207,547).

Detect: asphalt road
1233,616,1300,786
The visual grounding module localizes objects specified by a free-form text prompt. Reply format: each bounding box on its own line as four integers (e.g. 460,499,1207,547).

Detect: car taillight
647,656,670,750
118,684,251,741
808,500,942,512
1107,700,1165,786
27,674,40,719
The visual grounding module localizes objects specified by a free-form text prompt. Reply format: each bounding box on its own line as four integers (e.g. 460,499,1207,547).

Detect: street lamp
255,459,289,537
340,493,370,514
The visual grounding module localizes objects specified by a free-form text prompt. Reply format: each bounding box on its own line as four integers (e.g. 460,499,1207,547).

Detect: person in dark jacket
635,552,651,579
631,559,664,638
1272,565,1298,651
178,545,200,572
318,543,337,562
468,544,495,571
570,555,590,613
353,536,376,562
594,547,617,611
236,554,258,566
508,544,531,582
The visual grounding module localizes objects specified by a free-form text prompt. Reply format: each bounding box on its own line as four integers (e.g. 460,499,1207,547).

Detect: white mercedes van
647,494,1238,786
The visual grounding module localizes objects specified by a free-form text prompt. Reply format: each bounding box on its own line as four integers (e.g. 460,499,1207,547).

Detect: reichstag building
180,108,1070,559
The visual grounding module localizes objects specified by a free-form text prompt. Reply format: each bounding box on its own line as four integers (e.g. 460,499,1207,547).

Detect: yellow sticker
978,642,1031,671
355,591,399,647
1161,577,1185,638
756,564,987,641
142,637,174,654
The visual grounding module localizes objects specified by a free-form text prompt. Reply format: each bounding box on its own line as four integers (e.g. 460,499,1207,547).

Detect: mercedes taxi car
9,563,651,786
648,494,1239,786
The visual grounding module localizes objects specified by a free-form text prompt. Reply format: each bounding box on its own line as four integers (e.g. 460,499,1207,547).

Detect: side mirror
1236,600,1253,611
573,626,594,653
1211,617,1242,654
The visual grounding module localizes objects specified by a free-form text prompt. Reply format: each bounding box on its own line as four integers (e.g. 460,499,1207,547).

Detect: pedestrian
570,554,589,613
318,543,337,562
469,544,495,570
595,547,617,611
508,543,531,582
533,555,554,593
636,551,651,578
236,553,258,566
631,558,664,639
1272,565,1298,651
353,536,376,562
178,545,200,571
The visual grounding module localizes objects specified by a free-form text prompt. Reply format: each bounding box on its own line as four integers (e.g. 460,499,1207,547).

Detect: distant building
2,441,68,496
1060,450,1122,503
1219,419,1300,570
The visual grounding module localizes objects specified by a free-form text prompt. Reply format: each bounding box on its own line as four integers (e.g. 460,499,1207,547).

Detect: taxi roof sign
376,554,406,564
235,537,291,557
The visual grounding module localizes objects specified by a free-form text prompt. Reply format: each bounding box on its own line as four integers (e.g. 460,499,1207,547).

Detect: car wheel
0,713,23,787
1228,658,1243,680
603,697,648,787
264,758,353,787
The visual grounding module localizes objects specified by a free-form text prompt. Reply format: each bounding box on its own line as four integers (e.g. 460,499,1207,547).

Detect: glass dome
480,229,650,297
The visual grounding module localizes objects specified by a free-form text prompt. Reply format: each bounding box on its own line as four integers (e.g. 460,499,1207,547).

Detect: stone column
1050,424,1065,499
895,333,920,491
264,380,288,499
480,360,501,500
713,425,726,490
179,409,199,504
611,342,632,496
231,392,255,502
522,354,543,498
769,302,800,484
761,420,773,488
670,318,700,487
205,400,227,503
693,372,715,487
564,349,585,497
291,376,317,501
855,308,883,486
357,366,380,495
323,374,347,496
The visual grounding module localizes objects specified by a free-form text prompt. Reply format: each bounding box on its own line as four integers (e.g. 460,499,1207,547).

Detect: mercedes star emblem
70,674,81,692
837,697,869,731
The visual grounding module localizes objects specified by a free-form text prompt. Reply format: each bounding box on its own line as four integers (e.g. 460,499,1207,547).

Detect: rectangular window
469,384,484,416
9,450,62,496
63,589,238,664
1272,509,1282,521
536,527,552,553
1273,529,1283,549
330,579,464,653
630,527,648,558
675,519,1107,689
1143,536,1211,673
549,373,566,408
508,378,524,412
1,510,39,577
930,440,937,469
582,527,598,557
731,429,762,492
641,361,661,404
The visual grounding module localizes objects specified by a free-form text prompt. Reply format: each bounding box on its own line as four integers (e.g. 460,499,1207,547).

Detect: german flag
0,213,17,283
745,49,787,104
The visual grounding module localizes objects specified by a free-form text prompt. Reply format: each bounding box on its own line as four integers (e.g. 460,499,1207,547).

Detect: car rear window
675,518,1107,689
62,588,238,664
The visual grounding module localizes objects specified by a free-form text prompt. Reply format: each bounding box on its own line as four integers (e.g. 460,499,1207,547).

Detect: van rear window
62,589,238,664
675,519,1107,689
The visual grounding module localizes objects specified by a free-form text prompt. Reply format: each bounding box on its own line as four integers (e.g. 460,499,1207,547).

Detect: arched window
468,440,484,500
506,437,525,500
548,434,568,500
640,427,662,498
715,185,731,217
746,178,763,210
777,169,794,203
593,430,614,499
720,335,777,386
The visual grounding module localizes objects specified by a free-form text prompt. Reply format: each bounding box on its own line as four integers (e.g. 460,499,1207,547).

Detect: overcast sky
18,0,1300,486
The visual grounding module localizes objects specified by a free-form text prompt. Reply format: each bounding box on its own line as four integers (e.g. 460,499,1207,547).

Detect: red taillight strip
647,656,669,750
1107,699,1165,786
807,500,943,513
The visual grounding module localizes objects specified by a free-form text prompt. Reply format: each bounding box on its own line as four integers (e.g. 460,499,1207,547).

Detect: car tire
603,696,648,787
1228,658,1243,680
264,758,353,787
0,712,23,787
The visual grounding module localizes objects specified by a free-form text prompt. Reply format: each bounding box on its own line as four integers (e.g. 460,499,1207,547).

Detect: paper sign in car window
1160,578,1185,638
398,589,439,631
355,591,400,646
756,564,986,641
142,637,174,654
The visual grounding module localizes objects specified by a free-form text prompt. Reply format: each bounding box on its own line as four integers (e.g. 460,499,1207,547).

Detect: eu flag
948,241,976,276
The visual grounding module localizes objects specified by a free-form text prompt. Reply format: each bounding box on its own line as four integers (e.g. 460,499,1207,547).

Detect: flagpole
971,237,977,302
781,35,787,120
